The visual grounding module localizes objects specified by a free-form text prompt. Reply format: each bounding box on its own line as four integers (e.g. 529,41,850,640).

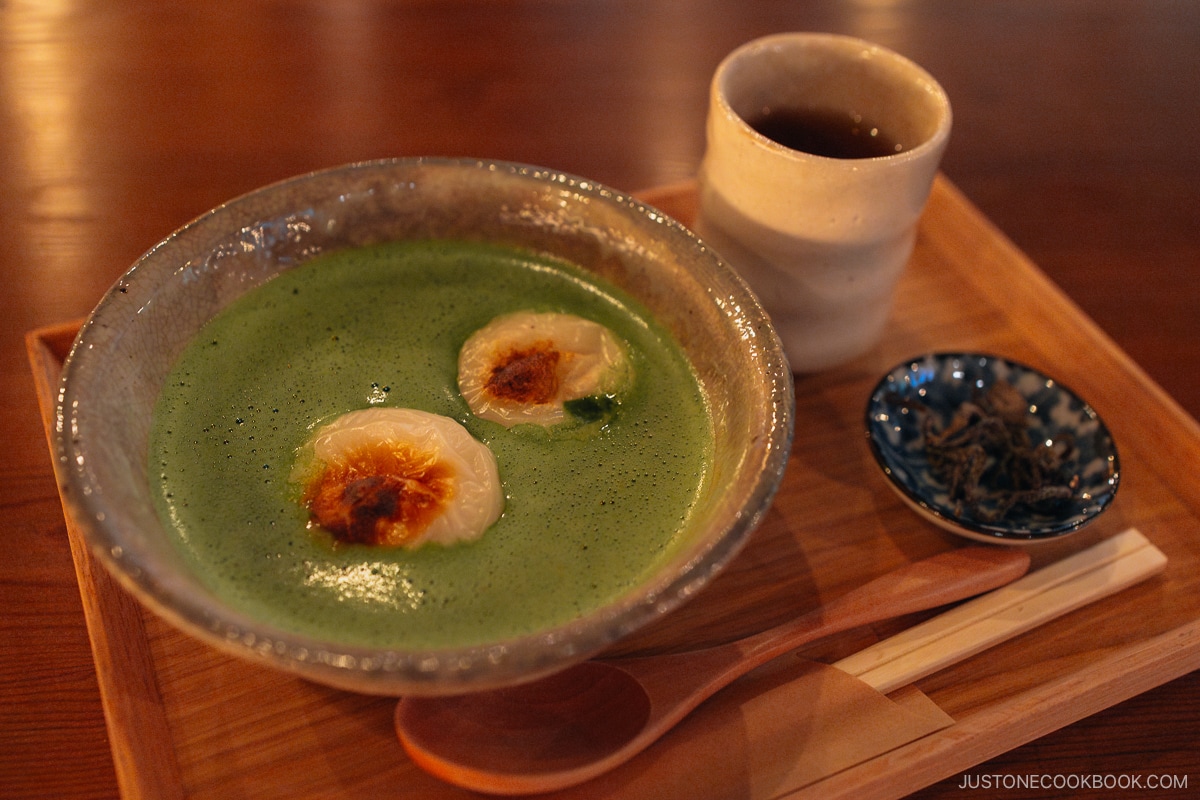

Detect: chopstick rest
833,528,1167,694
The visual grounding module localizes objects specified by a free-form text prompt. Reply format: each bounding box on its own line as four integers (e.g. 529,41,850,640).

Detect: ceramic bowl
866,352,1119,544
54,158,794,695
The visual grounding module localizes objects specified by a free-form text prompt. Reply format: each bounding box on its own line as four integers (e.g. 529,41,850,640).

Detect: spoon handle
395,546,1031,795
736,546,1031,672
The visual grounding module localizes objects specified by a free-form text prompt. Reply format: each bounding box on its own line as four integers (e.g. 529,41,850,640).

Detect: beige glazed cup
694,32,952,372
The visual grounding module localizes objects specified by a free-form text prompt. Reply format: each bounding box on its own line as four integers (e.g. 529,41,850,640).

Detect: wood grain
25,325,185,800
4,2,1200,798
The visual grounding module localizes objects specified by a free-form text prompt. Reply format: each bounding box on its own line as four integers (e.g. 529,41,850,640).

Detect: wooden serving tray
29,176,1200,799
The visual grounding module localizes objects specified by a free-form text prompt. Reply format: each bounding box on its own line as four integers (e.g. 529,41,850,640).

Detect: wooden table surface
3,2,1197,798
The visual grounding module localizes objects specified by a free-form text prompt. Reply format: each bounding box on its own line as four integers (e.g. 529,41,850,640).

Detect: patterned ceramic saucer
866,353,1120,544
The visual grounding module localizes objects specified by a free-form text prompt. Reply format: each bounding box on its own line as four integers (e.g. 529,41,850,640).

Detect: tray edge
26,322,188,800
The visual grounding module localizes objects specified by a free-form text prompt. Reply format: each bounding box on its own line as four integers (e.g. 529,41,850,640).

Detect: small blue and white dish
865,353,1120,544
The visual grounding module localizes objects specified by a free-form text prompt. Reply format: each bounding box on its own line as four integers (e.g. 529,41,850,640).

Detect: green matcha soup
150,240,714,649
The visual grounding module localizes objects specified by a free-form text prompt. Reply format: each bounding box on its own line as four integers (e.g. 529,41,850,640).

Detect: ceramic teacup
695,32,952,372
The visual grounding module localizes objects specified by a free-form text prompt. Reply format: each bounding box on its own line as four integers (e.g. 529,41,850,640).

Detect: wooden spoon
395,546,1030,795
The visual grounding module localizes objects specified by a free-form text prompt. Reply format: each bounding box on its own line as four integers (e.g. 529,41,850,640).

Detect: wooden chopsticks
833,528,1167,694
